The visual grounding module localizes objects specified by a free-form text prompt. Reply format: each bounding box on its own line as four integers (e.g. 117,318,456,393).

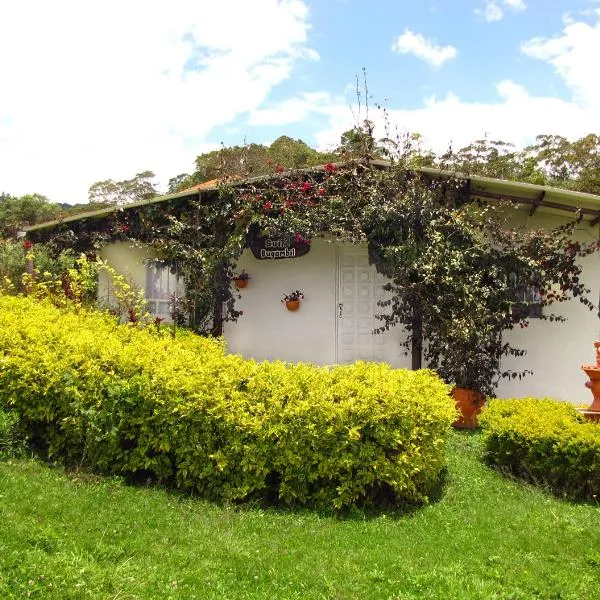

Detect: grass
1,432,599,599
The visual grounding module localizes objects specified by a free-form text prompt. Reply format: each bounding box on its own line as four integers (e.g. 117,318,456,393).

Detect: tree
88,171,158,205
0,193,62,239
167,137,338,194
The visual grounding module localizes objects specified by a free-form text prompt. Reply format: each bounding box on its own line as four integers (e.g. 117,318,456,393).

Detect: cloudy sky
0,0,599,204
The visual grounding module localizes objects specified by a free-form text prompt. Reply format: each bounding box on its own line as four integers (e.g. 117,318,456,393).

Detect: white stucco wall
224,239,338,364
95,211,600,404
223,240,411,367
97,241,153,308
495,209,600,403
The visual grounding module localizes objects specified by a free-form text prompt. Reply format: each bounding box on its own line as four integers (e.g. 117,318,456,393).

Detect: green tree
88,171,158,205
0,193,62,239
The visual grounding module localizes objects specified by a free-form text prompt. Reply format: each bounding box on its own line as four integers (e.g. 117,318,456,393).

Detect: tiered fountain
580,341,600,422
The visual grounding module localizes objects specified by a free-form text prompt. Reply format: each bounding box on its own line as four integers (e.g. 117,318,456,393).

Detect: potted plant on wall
232,270,250,289
282,290,304,311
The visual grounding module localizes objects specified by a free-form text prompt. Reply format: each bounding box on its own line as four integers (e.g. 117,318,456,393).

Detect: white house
26,167,600,404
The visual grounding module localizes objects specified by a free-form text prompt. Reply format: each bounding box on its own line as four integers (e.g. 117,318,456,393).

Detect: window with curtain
145,260,184,319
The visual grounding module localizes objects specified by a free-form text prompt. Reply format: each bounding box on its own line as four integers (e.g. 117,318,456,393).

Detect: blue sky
0,0,598,203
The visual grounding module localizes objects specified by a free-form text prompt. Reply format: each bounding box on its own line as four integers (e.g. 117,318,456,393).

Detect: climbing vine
28,130,600,395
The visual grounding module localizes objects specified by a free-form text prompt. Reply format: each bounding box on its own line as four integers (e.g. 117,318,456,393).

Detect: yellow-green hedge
0,294,456,508
480,398,600,499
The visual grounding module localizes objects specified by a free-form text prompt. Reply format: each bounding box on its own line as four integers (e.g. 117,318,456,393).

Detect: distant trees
0,193,62,239
440,134,600,195
88,171,158,205
167,136,338,193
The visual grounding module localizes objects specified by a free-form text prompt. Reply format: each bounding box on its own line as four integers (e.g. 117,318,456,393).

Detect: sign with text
249,234,311,260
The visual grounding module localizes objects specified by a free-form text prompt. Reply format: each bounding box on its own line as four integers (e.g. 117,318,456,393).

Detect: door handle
338,303,343,318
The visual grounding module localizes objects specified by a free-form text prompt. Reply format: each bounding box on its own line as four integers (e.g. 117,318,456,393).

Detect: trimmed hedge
479,398,600,500
0,294,456,508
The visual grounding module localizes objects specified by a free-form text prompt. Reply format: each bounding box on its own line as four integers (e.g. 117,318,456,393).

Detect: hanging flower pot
233,270,250,289
451,387,484,429
282,290,304,311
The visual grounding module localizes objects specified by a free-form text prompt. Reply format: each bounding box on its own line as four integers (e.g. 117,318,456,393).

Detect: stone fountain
580,341,600,422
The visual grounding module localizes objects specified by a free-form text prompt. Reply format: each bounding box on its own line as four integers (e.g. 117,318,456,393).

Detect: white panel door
337,245,392,363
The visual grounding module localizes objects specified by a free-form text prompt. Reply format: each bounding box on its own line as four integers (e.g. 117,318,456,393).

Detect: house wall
97,241,153,307
223,239,411,367
95,211,600,404
495,209,600,403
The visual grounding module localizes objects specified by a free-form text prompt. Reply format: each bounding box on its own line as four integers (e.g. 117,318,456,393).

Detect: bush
479,398,600,500
0,294,456,509
0,240,77,294
0,408,24,458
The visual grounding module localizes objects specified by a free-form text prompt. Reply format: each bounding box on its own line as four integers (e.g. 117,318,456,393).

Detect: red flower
317,187,326,196
324,162,337,173
121,224,130,233
263,201,273,211
22,240,33,250
301,181,312,193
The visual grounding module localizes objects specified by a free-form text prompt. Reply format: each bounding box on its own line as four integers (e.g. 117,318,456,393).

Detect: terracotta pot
452,387,484,429
285,299,300,311
233,278,248,289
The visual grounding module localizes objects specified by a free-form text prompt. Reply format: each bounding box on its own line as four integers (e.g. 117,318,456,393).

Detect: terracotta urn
233,278,248,289
285,300,300,311
581,341,600,412
452,387,484,429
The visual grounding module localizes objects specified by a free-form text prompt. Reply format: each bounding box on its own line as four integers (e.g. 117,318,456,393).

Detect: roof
24,162,600,233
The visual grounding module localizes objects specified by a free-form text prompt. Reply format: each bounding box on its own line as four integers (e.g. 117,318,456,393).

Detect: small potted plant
282,290,304,311
233,270,250,289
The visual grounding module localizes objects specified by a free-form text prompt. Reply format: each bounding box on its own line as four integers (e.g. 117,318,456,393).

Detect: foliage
168,135,338,193
479,397,600,500
0,193,63,238
441,134,600,194
26,123,600,392
233,269,250,281
0,294,456,509
0,240,78,295
0,408,24,458
281,290,304,302
88,170,158,205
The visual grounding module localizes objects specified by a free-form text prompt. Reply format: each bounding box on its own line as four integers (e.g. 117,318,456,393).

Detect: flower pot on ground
451,387,484,429
282,290,304,311
426,320,504,428
232,270,250,289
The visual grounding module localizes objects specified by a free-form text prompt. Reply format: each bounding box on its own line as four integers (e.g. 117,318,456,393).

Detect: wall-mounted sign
249,234,311,260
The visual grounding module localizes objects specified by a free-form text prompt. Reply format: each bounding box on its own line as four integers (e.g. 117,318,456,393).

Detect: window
508,272,542,319
513,285,543,319
145,261,184,319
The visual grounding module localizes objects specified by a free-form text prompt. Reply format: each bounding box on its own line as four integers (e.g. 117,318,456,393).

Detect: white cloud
503,0,526,11
311,80,596,156
248,92,337,126
0,0,316,203
521,10,600,110
476,2,504,22
475,0,526,22
391,29,457,67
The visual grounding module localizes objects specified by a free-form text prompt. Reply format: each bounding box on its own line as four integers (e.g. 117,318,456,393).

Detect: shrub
0,294,456,509
479,398,600,500
0,408,24,458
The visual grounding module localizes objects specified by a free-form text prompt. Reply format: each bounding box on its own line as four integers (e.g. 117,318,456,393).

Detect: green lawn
1,432,599,599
